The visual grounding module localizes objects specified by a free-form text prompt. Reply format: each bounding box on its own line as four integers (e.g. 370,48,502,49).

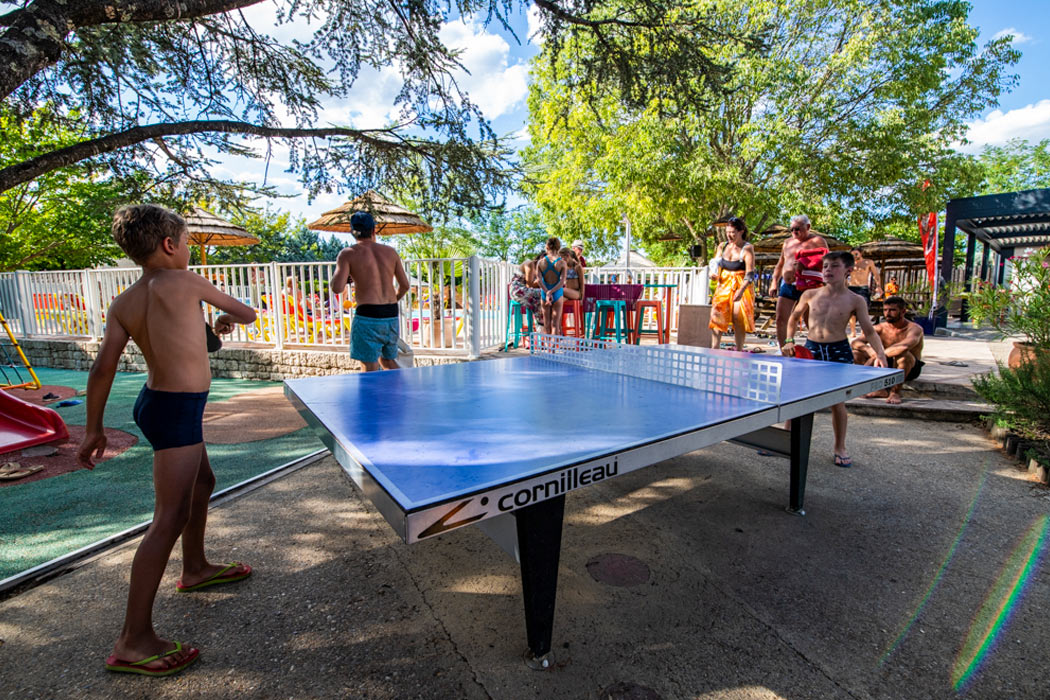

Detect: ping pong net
529,333,782,404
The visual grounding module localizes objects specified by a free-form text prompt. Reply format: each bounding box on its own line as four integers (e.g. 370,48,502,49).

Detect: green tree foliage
0,103,271,270
0,0,512,212
0,0,750,220
976,138,1050,194
0,104,123,269
524,0,1019,262
392,203,618,266
469,206,552,262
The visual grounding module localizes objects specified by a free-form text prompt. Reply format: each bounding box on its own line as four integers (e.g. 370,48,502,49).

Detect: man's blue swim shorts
778,280,803,301
350,315,400,363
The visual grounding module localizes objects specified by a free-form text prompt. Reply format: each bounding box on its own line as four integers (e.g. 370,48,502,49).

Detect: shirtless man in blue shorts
331,211,410,371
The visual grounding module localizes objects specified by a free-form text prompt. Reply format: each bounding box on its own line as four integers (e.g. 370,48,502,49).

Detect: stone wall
17,338,466,381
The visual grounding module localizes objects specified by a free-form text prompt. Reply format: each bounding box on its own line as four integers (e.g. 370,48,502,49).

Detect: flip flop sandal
0,465,45,481
176,562,252,592
105,640,200,677
834,454,853,468
0,462,21,473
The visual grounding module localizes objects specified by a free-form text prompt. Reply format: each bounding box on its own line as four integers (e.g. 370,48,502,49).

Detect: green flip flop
105,640,199,677
176,562,252,592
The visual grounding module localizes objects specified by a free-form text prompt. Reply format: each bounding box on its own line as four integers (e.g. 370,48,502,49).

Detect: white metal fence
0,260,705,357
0,258,517,358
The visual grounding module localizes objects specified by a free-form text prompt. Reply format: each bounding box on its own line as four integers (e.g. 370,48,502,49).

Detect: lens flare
951,514,1049,692
878,469,989,666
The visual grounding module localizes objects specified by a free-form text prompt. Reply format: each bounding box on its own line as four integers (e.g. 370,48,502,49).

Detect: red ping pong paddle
792,345,813,360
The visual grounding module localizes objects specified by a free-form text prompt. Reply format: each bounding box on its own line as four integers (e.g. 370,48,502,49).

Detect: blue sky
217,1,1050,231
959,0,1050,151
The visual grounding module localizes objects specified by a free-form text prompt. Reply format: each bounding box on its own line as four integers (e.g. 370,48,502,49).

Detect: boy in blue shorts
781,250,887,468
77,204,257,676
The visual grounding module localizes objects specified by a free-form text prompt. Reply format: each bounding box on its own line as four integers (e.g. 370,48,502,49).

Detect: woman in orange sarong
708,216,756,351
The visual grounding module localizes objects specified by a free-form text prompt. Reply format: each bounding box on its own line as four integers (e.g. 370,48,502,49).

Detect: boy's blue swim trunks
133,385,208,451
804,338,855,364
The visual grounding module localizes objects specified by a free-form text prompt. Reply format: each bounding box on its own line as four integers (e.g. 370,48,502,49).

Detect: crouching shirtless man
852,296,924,404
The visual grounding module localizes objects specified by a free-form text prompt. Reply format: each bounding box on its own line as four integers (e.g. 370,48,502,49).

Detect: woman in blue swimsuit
539,237,567,334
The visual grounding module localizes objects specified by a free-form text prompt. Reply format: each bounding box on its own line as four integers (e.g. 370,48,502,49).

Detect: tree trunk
0,1,264,101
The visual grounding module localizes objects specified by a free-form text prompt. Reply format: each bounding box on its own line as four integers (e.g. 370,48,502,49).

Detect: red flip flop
105,640,199,677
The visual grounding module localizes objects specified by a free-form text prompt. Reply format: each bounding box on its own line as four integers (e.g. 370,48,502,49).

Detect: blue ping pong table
285,334,902,669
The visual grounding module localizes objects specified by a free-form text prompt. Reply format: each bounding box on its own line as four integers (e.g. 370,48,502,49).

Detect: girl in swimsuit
709,216,756,351
559,248,586,301
539,237,567,334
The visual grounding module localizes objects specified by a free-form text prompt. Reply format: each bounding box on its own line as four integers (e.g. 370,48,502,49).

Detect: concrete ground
2,410,1048,698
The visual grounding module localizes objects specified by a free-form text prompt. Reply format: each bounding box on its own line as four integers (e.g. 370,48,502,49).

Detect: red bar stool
560,299,585,337
633,299,666,344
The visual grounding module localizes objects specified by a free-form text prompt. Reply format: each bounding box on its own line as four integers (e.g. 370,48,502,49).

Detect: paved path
2,411,1048,698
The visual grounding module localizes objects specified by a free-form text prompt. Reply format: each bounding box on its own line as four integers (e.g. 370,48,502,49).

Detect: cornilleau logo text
497,459,620,512
416,458,621,540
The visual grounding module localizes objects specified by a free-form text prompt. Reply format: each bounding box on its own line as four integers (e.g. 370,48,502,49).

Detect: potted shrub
972,347,1050,467
966,253,1050,367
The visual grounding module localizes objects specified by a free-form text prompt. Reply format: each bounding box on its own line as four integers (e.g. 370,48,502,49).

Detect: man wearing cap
331,211,410,371
571,240,587,269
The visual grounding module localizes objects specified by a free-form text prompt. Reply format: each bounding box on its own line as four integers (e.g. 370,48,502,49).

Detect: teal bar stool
504,300,534,350
593,299,629,343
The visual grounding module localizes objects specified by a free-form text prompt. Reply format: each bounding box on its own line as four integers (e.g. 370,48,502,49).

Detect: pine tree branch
0,0,265,100
0,119,425,193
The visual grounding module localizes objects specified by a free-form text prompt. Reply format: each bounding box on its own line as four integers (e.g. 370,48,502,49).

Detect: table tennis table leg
513,494,565,670
789,413,814,515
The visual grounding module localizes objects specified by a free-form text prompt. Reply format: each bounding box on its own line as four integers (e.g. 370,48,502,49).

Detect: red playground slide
0,389,69,456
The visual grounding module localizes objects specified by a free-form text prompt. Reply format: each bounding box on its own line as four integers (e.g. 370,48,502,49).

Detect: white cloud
314,66,406,130
527,4,545,45
439,19,529,119
992,28,1032,44
507,127,531,146
961,100,1050,152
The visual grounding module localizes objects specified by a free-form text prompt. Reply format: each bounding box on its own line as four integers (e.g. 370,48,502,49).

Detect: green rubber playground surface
0,367,324,582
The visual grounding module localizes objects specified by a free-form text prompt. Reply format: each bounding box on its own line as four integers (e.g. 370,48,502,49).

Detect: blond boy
78,205,256,676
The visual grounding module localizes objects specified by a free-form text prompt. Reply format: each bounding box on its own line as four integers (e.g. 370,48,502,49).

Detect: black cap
350,211,375,234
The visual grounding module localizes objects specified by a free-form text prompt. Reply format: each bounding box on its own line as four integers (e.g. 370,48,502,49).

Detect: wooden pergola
943,188,1050,319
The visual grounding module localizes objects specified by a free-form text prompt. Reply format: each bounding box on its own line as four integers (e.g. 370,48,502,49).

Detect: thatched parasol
307,190,433,235
880,257,930,267
751,227,849,253
183,207,259,265
749,227,849,266
858,237,924,261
